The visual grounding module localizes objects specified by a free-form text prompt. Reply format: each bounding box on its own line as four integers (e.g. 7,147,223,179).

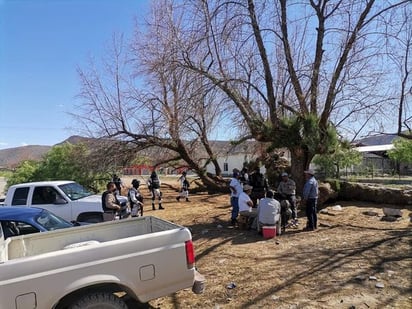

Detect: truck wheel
69,292,128,309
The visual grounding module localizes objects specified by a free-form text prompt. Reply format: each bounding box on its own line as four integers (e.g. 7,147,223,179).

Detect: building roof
354,144,394,153
355,134,399,146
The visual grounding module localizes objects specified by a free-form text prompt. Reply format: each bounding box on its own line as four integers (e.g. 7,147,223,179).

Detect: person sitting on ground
102,181,121,220
249,167,269,207
255,190,281,234
277,172,298,227
147,171,164,210
128,179,144,217
176,171,190,202
238,184,257,229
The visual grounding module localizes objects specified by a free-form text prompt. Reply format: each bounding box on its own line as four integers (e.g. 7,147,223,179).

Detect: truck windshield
36,209,73,230
59,183,93,201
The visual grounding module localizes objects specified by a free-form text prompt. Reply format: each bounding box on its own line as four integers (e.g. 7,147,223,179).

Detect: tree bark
289,146,313,196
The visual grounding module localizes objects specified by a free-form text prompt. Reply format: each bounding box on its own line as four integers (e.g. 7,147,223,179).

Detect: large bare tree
157,0,411,190
75,0,410,192
74,28,229,190
385,5,412,138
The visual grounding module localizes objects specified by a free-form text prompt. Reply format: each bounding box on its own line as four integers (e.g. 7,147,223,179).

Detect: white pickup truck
0,216,202,309
2,181,127,223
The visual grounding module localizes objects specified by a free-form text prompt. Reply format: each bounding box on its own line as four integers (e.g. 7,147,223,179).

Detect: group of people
229,167,319,234
101,170,191,220
101,167,319,232
101,171,163,220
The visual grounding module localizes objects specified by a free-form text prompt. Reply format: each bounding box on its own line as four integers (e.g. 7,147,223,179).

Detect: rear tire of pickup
69,292,128,309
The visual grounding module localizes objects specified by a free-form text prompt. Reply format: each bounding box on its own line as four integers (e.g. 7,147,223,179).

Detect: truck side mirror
54,198,68,205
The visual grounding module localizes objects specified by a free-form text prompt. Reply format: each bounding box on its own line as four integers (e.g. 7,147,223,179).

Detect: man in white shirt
238,184,257,229
256,190,281,234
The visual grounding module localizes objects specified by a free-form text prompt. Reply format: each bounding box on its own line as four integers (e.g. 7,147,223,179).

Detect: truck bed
4,216,182,260
0,216,197,306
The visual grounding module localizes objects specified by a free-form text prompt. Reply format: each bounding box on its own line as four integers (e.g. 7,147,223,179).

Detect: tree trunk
196,170,228,193
289,146,314,196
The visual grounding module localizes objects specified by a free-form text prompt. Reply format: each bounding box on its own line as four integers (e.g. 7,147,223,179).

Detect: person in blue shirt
302,169,319,231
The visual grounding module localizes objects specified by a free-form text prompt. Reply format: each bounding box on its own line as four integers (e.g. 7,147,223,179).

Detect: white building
204,141,290,177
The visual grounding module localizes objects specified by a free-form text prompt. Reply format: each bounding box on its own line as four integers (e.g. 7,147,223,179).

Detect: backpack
151,176,160,189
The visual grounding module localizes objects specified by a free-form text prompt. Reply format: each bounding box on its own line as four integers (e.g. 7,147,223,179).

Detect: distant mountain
0,135,268,169
55,135,96,146
0,145,52,169
0,135,95,169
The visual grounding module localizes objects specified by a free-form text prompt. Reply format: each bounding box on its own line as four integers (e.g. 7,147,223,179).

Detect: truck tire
69,292,128,309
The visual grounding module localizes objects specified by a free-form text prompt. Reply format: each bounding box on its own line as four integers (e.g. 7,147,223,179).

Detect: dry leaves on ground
122,176,412,309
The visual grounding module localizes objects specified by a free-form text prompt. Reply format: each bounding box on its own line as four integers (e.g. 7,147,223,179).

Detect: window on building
223,163,228,172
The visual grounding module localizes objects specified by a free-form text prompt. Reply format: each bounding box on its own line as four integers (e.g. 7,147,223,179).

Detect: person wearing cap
249,167,269,207
176,171,190,202
101,181,122,221
277,172,298,227
112,174,124,195
302,169,319,231
229,170,243,225
238,184,257,228
147,171,164,210
128,179,144,216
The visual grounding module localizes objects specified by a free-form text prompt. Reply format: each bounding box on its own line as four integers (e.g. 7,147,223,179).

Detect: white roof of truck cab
9,181,76,188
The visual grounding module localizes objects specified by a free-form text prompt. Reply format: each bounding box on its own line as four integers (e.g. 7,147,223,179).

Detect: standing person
302,169,319,231
101,181,121,221
112,174,124,195
128,179,144,217
147,171,164,210
229,170,243,225
277,172,298,227
176,171,190,202
240,167,249,185
248,167,268,207
255,190,281,234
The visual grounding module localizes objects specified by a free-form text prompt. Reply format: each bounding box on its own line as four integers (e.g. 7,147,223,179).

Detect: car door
31,186,71,221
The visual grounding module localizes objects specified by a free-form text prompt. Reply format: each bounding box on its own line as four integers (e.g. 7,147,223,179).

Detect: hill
0,135,94,169
0,145,52,169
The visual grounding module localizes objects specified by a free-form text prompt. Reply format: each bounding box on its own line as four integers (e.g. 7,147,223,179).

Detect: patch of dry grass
123,176,412,309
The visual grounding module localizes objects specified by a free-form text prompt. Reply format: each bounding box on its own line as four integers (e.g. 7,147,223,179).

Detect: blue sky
0,0,148,150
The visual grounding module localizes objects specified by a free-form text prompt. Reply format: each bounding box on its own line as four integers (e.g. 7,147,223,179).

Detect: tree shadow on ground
184,215,273,255
241,227,412,308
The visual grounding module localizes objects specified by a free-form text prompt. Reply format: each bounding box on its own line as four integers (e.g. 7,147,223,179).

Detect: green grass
0,171,12,178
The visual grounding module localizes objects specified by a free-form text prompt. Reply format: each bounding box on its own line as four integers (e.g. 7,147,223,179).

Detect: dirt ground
123,176,411,309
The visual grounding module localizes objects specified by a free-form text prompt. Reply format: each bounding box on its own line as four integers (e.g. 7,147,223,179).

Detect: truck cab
3,181,112,222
